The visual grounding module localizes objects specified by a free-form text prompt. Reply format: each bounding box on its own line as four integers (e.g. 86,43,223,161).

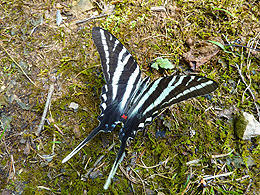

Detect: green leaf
151,62,159,70
151,58,174,70
207,40,234,54
50,141,62,144
0,123,8,140
211,6,236,18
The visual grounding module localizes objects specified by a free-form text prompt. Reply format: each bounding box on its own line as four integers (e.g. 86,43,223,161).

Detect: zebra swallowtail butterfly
62,27,218,189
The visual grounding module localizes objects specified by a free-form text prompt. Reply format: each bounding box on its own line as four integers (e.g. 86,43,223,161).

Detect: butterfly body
62,27,218,190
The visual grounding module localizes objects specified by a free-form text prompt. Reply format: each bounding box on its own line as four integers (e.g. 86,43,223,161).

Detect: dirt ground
0,0,260,194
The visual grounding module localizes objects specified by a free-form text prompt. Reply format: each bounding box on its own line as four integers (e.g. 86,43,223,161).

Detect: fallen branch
36,81,55,136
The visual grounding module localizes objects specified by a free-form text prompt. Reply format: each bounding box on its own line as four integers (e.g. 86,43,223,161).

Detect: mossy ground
0,0,260,194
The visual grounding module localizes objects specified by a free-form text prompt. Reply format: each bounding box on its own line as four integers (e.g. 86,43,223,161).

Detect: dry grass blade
0,42,36,86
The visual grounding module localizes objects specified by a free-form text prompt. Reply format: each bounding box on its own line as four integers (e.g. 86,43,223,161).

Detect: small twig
84,157,92,170
52,133,55,154
0,43,36,86
119,165,138,184
130,167,146,194
235,175,250,181
76,14,109,25
37,186,51,191
137,156,171,169
151,6,167,12
7,154,14,183
136,163,162,169
186,159,201,165
47,117,64,135
36,82,55,136
84,143,116,177
37,153,56,160
53,124,64,135
68,162,81,177
203,172,233,180
211,149,234,158
94,162,106,171
148,172,173,180
235,63,260,121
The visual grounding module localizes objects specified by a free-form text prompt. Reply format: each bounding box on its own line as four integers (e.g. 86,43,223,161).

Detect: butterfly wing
125,75,218,133
92,27,142,130
103,75,218,188
62,28,142,163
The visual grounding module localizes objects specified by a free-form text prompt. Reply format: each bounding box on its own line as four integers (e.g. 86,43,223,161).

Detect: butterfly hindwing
134,75,218,119
119,75,218,139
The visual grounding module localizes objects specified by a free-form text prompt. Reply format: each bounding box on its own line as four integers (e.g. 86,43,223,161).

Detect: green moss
233,112,248,139
1,0,260,194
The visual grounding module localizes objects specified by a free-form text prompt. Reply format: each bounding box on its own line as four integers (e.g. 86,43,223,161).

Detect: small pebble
69,102,79,112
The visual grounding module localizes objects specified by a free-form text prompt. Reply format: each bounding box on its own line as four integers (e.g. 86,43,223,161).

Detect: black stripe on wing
92,27,142,132
124,75,218,138
62,125,104,163
92,27,141,85
135,75,218,119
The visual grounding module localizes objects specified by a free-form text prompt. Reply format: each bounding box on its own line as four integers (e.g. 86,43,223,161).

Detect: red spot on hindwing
121,114,127,120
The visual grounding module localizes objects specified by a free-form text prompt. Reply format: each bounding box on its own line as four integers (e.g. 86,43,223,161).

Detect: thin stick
84,143,116,177
7,154,14,183
84,157,92,170
52,133,56,154
118,165,138,184
235,175,250,181
36,83,55,136
130,167,146,194
235,63,260,121
0,43,36,86
136,163,162,169
203,172,233,180
211,149,234,158
76,14,109,25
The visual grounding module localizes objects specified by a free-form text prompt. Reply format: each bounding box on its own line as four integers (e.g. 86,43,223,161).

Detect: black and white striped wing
92,27,142,130
62,28,141,163
103,75,218,189
129,75,218,131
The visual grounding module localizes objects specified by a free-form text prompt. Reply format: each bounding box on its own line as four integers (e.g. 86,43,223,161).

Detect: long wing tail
103,140,126,190
62,126,103,163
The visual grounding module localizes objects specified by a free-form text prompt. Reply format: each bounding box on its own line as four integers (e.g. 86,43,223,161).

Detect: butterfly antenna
103,140,126,190
62,126,103,163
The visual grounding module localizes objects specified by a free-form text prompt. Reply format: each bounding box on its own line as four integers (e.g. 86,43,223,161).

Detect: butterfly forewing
92,27,142,131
